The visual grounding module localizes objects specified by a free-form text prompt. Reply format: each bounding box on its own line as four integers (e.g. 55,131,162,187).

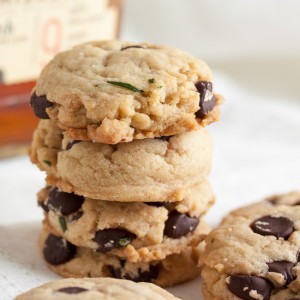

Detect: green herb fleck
59,216,67,232
119,238,131,247
157,85,163,89
148,78,156,84
43,160,52,167
107,81,144,93
94,84,100,88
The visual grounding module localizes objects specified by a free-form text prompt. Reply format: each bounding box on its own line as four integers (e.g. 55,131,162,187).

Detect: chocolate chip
267,261,295,285
72,211,84,221
110,265,159,283
121,45,144,51
48,188,84,216
227,275,272,300
195,81,215,118
144,202,166,207
93,229,136,253
250,215,294,239
66,140,80,150
30,92,53,119
43,234,76,265
159,136,171,142
57,287,88,294
39,201,49,212
164,211,199,238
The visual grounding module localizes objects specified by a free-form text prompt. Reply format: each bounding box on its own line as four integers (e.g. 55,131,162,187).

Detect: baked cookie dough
15,277,181,300
40,224,203,287
200,191,300,300
30,120,212,202
30,40,222,144
38,180,214,262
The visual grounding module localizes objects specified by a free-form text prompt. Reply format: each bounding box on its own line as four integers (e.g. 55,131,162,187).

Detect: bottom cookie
15,277,181,300
40,224,205,287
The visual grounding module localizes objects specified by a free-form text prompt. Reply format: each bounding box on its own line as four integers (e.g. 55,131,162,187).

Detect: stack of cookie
29,40,222,287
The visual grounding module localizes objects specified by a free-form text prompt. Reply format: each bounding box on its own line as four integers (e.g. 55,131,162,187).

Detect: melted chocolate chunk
250,215,294,239
39,201,49,212
43,234,76,265
48,188,84,216
66,140,81,150
30,92,53,119
195,81,215,118
227,275,272,300
164,211,199,238
144,202,166,207
72,210,84,221
110,264,159,283
93,229,136,253
121,45,145,51
57,287,88,294
159,136,171,142
267,261,295,285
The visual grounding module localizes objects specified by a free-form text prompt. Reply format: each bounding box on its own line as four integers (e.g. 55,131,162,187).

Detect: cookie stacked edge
29,40,222,287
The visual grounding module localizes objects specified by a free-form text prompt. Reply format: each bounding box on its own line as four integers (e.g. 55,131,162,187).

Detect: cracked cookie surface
15,277,181,300
31,40,222,144
200,191,300,300
30,120,212,202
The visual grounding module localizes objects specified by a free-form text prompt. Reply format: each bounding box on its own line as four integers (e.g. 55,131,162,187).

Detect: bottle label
0,0,120,84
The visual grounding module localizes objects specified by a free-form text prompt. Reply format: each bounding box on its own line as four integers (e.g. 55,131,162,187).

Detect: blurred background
0,1,300,299
122,0,300,102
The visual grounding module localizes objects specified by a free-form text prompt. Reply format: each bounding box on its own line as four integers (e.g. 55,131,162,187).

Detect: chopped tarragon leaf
59,216,67,232
148,78,156,83
43,160,52,166
107,81,144,93
119,238,131,247
157,85,163,89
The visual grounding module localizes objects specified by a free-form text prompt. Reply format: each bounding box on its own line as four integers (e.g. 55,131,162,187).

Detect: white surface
0,74,300,299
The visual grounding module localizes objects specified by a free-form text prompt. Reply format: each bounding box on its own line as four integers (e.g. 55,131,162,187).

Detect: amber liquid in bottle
0,81,37,148
0,0,121,157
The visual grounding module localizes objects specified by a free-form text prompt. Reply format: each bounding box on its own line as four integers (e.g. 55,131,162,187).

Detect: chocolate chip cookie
200,191,300,300
38,180,214,262
15,277,181,300
40,224,205,287
30,40,222,144
30,120,212,202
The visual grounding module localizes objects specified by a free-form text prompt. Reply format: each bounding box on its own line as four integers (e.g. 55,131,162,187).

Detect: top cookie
30,40,222,144
15,277,181,300
200,191,300,300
